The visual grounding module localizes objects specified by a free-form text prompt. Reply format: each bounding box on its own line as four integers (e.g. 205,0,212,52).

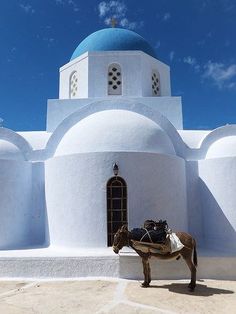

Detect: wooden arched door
107,176,127,246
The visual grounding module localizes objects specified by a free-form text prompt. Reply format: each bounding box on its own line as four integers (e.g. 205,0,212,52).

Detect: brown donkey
113,225,198,291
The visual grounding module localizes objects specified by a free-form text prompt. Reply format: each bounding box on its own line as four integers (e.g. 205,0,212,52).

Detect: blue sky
0,0,235,131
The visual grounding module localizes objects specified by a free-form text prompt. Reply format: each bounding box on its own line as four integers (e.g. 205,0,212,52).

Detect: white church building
0,28,236,279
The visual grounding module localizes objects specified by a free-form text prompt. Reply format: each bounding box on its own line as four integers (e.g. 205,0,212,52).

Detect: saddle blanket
131,233,184,254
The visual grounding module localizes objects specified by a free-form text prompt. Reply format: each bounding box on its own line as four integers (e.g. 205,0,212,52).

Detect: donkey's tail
193,239,198,267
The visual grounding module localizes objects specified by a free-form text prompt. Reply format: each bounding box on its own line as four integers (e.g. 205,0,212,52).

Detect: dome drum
59,28,171,99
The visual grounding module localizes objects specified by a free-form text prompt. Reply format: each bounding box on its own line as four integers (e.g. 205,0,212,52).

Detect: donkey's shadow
149,280,234,296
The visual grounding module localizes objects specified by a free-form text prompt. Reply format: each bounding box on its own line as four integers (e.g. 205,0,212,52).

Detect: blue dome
70,28,156,60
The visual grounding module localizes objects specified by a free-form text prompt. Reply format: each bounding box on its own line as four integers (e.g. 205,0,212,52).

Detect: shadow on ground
148,281,235,296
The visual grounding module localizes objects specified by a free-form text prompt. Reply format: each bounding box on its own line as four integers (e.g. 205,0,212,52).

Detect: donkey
112,225,198,291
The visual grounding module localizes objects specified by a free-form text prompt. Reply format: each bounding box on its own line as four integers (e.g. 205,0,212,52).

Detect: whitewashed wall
141,53,170,96
206,136,236,158
0,160,32,249
87,53,142,97
185,161,204,245
59,54,88,99
45,152,187,248
30,162,47,246
59,51,170,99
198,157,236,251
47,97,183,132
54,110,176,157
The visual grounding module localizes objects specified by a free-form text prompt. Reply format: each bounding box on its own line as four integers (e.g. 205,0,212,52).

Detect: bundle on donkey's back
131,219,168,243
112,219,198,291
130,220,185,255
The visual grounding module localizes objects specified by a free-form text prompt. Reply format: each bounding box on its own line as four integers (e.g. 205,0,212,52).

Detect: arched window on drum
152,70,160,96
69,71,78,98
107,176,127,246
108,64,122,95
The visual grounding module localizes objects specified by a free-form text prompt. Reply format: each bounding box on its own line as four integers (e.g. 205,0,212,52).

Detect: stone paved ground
0,279,235,314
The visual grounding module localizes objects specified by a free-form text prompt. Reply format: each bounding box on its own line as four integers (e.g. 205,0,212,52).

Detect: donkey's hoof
188,283,196,291
141,282,150,288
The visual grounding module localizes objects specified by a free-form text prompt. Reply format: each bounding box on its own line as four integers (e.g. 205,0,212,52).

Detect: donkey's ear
120,224,128,232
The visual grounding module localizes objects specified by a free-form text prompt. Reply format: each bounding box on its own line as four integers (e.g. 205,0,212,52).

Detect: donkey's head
112,225,129,254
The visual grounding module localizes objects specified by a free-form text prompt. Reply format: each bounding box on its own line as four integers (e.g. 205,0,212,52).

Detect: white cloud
169,51,175,62
98,2,108,17
163,12,171,21
19,4,35,14
202,61,236,89
68,0,79,12
97,1,142,30
42,37,56,47
120,18,143,30
182,55,236,91
183,56,200,72
98,1,126,18
55,0,79,12
227,82,236,89
183,56,196,66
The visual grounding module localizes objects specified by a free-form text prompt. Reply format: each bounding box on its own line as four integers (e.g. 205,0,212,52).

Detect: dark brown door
107,176,127,246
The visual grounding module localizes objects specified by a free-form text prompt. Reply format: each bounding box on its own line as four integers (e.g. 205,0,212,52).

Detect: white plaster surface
47,96,183,132
46,100,185,158
55,110,175,156
59,54,88,99
199,124,236,158
30,162,47,246
0,140,25,160
185,161,204,245
18,132,51,150
59,51,171,99
178,130,210,149
206,136,236,158
0,127,32,160
1,27,236,281
0,247,235,279
0,160,32,249
45,151,187,247
198,157,236,251
119,252,236,281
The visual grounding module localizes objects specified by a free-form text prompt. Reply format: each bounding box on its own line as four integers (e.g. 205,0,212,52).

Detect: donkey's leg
141,257,150,287
182,249,196,291
147,259,151,285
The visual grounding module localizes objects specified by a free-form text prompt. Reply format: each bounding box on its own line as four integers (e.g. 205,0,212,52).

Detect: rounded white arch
0,127,33,160
199,125,236,158
45,99,188,158
54,110,176,156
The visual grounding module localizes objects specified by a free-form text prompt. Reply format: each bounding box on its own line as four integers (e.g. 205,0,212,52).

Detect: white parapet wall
0,248,235,280
46,97,183,133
